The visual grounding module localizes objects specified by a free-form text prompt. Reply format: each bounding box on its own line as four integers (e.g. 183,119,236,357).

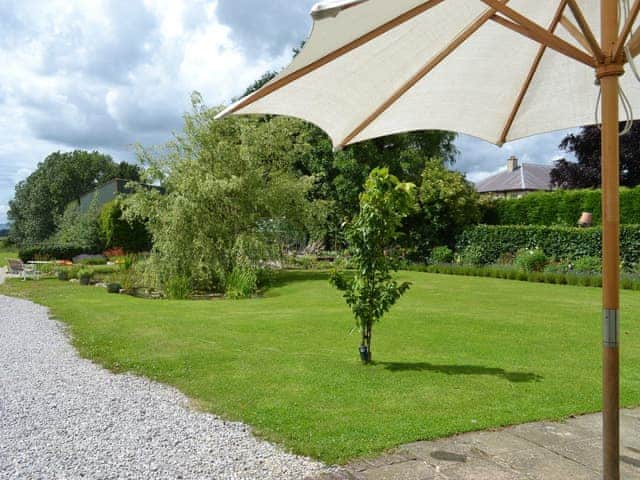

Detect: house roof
475,163,553,193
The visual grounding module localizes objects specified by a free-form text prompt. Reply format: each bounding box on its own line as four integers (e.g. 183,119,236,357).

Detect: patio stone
317,409,640,480
494,444,600,480
439,459,523,480
509,420,597,448
353,460,438,480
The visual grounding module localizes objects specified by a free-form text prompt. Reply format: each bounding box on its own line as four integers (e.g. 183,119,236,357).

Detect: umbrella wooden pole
600,0,622,478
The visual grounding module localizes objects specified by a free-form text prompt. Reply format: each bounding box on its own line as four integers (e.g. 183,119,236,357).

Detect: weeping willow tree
331,168,416,363
125,93,326,296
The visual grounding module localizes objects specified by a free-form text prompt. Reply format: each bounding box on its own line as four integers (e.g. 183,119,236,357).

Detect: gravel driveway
0,295,329,479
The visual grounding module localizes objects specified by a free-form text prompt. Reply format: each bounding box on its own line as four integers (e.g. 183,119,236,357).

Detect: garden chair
7,259,39,281
7,259,23,275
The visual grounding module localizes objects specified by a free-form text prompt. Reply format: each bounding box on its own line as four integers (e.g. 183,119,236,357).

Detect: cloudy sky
0,0,574,224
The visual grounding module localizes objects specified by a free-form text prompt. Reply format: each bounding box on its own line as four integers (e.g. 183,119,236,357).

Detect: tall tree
552,122,640,188
405,159,481,257
8,150,140,245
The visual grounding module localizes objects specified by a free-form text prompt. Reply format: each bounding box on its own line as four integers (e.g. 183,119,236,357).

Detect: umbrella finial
311,0,369,20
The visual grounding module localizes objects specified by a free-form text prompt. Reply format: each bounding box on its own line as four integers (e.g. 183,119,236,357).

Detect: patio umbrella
217,1,640,477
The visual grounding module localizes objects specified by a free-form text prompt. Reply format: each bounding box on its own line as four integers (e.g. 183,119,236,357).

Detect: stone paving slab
313,409,640,480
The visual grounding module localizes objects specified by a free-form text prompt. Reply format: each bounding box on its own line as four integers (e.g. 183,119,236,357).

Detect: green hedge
19,244,95,262
483,187,640,226
458,225,640,266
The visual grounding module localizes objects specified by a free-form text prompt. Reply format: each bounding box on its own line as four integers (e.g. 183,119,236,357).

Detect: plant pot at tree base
106,283,121,294
359,345,371,363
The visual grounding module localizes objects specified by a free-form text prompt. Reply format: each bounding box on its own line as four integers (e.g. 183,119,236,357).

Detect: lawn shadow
268,270,332,289
376,361,543,383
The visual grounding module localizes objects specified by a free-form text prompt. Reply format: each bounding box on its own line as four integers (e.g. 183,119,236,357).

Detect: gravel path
0,295,330,479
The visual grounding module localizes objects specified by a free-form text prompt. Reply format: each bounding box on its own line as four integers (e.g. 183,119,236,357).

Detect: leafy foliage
552,123,640,188
8,150,140,245
330,168,416,363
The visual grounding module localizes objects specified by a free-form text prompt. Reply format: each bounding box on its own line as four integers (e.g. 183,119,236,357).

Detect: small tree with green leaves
330,168,416,363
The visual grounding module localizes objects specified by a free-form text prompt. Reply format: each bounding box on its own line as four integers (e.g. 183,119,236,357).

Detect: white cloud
0,0,299,222
0,0,581,224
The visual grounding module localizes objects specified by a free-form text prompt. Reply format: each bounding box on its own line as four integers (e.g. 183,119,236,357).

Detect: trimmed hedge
19,244,95,262
458,224,640,266
483,187,640,226
409,263,640,291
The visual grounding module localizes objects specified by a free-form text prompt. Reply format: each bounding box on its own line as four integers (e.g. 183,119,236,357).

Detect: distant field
2,271,639,463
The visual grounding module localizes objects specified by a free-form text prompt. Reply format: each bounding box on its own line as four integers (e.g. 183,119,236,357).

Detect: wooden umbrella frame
226,1,640,477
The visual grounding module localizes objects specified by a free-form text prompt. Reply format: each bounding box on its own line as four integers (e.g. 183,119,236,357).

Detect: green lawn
2,271,639,463
0,243,18,268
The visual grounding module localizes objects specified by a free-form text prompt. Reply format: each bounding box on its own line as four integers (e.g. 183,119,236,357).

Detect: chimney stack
507,156,519,172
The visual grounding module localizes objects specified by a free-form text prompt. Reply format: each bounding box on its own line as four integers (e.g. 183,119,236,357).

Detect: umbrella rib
489,14,593,67
613,0,640,60
629,29,640,57
336,3,507,148
566,0,604,63
499,0,568,145
224,0,446,116
482,0,595,67
560,16,598,57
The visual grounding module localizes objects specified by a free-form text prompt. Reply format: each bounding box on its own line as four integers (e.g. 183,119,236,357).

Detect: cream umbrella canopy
217,1,640,478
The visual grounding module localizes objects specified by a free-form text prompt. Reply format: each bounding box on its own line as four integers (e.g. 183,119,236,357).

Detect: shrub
106,283,121,294
572,256,602,274
225,265,258,299
430,246,454,264
544,261,570,274
77,268,93,285
164,276,191,300
91,265,119,275
74,254,108,265
460,244,490,266
515,248,548,272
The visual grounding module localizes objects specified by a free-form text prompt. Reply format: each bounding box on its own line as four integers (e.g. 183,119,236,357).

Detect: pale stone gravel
0,294,330,479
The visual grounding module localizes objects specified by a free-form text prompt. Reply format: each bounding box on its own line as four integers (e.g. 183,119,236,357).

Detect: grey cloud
216,0,316,57
20,85,130,150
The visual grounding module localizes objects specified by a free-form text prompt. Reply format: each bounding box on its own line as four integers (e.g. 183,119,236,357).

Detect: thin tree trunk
366,322,372,362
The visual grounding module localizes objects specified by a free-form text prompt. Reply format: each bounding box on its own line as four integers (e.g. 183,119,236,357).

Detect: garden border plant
409,263,640,290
